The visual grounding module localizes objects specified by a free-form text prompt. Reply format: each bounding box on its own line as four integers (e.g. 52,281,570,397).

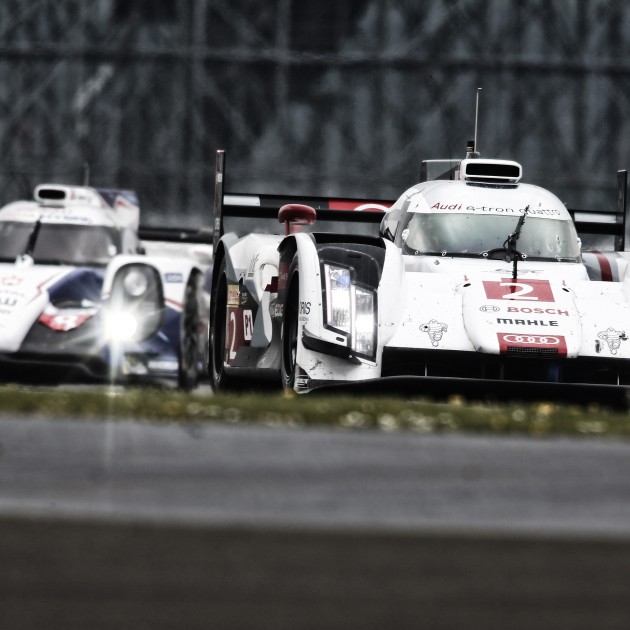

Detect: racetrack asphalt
1,416,630,629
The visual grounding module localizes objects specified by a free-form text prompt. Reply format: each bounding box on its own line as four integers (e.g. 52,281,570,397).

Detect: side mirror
278,204,317,236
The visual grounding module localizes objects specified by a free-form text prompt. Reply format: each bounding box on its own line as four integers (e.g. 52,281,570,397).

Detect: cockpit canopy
381,176,581,261
401,212,581,260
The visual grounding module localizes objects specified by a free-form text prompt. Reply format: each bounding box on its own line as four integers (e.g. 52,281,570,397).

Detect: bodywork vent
506,346,558,357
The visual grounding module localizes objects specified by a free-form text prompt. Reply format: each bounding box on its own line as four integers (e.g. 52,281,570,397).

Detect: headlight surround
105,263,163,342
323,263,376,360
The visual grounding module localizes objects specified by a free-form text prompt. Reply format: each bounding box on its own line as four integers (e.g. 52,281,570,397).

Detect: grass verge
0,384,628,438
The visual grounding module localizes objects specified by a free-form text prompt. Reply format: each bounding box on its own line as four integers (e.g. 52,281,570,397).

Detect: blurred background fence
1,0,630,227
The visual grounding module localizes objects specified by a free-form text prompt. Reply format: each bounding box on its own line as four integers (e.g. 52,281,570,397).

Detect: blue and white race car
209,146,630,406
0,184,210,388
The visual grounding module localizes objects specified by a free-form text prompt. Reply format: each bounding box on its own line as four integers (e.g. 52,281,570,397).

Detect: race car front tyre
210,260,237,391
281,263,299,390
178,271,201,390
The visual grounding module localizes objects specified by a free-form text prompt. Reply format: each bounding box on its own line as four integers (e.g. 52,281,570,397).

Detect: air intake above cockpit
457,158,522,185
34,185,104,207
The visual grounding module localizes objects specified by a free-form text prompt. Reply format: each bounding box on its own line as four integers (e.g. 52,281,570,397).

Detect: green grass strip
0,385,629,438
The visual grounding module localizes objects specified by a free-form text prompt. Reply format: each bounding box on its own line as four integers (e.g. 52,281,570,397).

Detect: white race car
209,147,630,405
0,184,210,388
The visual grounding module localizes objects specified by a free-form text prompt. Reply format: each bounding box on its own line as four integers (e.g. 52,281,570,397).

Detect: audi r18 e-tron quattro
209,146,630,405
0,184,210,388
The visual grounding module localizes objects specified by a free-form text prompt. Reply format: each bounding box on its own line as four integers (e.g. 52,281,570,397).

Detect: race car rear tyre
178,272,201,390
281,264,299,390
210,260,238,391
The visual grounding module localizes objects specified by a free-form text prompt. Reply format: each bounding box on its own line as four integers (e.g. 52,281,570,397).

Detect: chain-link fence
1,0,629,227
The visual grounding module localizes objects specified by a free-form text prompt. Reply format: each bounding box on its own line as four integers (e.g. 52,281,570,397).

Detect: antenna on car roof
82,162,90,186
467,88,482,159
474,87,482,153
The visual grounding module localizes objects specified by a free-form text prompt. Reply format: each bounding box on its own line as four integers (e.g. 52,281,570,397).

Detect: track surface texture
1,416,630,630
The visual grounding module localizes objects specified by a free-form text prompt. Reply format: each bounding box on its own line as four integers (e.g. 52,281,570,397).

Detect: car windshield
0,221,120,265
402,213,580,260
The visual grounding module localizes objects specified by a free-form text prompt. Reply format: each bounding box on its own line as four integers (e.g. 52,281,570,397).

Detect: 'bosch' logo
503,334,560,345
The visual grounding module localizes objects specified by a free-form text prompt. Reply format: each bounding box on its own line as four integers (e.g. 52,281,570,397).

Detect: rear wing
214,150,629,252
213,150,390,250
569,170,628,251
138,225,213,244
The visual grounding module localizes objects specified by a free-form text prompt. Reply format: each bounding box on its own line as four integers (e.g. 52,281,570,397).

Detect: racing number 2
498,282,536,300
226,308,253,364
482,278,555,303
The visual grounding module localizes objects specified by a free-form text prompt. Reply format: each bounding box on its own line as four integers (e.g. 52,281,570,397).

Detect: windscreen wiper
15,217,42,265
505,205,529,280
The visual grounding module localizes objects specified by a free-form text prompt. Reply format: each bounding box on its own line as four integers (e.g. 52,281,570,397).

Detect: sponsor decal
420,319,448,347
479,304,499,312
0,296,18,307
164,273,183,283
247,253,260,277
497,332,567,356
243,309,253,341
278,260,290,292
227,284,240,307
0,275,23,287
483,278,555,302
299,301,311,323
506,307,569,316
431,203,463,211
597,327,627,355
427,204,561,216
496,318,558,327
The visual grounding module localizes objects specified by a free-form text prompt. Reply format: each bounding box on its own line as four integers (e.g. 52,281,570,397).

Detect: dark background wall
1,0,629,227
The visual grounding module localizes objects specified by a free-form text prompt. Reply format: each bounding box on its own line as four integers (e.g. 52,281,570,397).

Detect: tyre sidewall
281,258,300,390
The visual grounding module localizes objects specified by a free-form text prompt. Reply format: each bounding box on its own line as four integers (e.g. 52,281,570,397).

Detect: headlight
353,286,375,356
323,263,376,359
325,265,352,333
123,268,150,297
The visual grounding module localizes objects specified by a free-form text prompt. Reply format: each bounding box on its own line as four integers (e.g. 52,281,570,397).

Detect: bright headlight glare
105,311,138,341
325,264,351,333
123,268,150,297
353,287,375,355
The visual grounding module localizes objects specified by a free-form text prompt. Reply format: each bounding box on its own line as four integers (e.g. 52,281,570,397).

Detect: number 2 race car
0,184,210,388
209,146,630,405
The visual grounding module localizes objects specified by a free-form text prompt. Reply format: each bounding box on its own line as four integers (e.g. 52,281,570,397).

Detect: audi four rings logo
502,334,560,345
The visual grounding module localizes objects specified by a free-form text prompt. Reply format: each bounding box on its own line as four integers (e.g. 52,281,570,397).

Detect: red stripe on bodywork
591,250,613,282
265,276,278,293
328,200,391,212
165,297,183,310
